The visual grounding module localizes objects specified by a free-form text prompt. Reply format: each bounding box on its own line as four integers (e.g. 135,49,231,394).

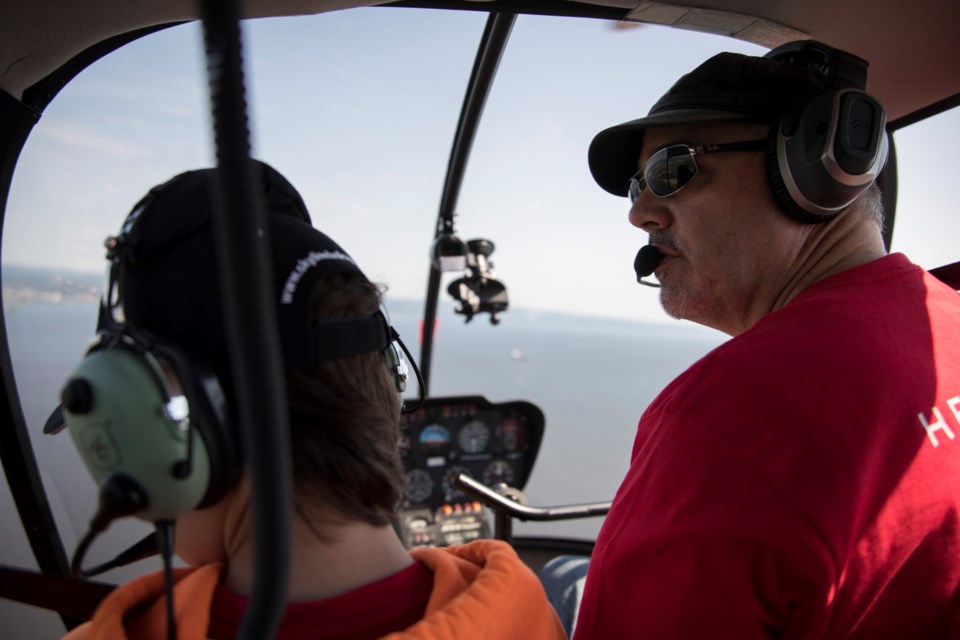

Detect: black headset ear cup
765,127,826,224
766,89,887,224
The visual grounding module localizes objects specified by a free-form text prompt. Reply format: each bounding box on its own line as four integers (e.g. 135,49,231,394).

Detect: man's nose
628,192,671,231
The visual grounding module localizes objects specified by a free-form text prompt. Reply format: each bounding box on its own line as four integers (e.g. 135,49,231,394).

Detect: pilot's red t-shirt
575,254,960,638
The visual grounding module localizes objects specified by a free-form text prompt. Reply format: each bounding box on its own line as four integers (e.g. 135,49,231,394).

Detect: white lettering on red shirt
918,402,958,448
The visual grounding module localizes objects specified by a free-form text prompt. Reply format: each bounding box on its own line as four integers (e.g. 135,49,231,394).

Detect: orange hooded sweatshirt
63,539,566,640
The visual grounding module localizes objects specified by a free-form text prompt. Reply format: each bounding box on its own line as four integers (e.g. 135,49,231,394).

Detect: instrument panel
398,395,544,513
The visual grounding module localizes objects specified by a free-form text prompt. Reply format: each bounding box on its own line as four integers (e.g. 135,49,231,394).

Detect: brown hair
284,272,404,535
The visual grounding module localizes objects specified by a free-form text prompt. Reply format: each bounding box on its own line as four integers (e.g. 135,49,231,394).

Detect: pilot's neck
223,516,415,601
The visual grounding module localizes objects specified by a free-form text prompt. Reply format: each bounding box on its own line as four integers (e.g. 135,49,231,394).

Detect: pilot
62,161,565,639
545,41,960,637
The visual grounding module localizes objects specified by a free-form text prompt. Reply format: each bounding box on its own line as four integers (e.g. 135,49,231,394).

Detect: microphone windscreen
634,245,664,281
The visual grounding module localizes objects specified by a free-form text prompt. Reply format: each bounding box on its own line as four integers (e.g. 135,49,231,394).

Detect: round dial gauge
482,459,515,487
458,419,490,454
442,465,472,500
403,469,434,504
496,416,526,452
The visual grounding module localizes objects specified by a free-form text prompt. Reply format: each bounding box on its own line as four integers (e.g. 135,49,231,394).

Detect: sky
4,7,959,325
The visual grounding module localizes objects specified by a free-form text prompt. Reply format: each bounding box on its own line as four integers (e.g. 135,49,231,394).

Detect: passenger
63,162,565,639
545,41,960,637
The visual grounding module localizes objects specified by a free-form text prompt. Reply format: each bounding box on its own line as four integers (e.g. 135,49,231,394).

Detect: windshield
2,9,958,633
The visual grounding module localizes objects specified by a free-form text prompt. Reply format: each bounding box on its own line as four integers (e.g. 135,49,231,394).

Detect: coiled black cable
199,1,292,638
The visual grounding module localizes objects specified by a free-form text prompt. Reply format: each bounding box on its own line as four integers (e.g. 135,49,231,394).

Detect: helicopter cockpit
1,0,959,637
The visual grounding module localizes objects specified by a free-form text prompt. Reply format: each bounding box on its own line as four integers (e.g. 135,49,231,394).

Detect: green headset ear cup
152,341,241,509
63,347,212,522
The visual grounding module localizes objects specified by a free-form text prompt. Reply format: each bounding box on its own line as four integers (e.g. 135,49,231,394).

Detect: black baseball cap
45,161,393,435
588,48,829,197
109,160,385,383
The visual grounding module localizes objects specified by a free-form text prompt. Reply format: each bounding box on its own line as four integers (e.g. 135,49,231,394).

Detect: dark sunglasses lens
628,176,643,203
646,146,697,196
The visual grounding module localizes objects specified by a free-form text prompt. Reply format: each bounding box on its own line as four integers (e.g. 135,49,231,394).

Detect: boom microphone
634,245,663,288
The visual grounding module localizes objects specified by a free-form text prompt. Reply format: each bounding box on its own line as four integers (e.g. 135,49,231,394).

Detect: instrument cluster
398,395,544,512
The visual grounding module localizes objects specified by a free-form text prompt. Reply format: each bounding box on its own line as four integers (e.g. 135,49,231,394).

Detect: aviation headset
60,162,419,527
762,40,889,223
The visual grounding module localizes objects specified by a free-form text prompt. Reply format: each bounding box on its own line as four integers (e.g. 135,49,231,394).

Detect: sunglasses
627,139,767,203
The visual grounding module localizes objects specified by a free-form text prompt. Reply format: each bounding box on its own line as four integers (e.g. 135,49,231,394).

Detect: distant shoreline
2,263,102,308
